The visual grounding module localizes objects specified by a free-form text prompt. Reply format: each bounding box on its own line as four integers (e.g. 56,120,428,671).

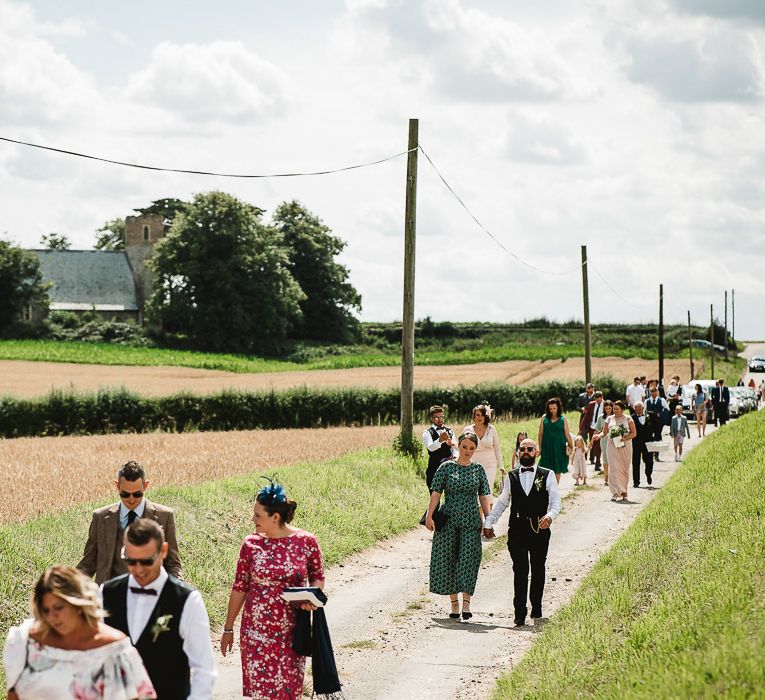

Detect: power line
0,135,414,179
588,259,655,309
418,144,583,276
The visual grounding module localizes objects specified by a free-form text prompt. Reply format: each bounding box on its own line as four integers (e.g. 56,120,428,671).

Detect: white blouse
463,423,504,470
4,619,156,700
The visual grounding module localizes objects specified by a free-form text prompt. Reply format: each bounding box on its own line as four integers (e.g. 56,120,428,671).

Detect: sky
1,0,764,338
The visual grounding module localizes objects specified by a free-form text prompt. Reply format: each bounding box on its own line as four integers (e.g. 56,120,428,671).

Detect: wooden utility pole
581,245,592,384
710,304,715,379
732,288,735,346
658,283,664,384
399,118,419,449
724,290,729,360
688,310,694,380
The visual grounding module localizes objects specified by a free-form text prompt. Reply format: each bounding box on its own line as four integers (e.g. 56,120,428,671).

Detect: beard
519,454,535,467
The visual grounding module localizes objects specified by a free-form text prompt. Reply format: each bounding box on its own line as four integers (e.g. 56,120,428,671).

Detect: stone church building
32,213,166,324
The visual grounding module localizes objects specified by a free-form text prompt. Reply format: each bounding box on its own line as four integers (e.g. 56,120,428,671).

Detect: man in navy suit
710,379,730,426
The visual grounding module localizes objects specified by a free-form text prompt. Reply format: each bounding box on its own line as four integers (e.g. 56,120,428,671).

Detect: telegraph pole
581,245,592,384
732,289,735,347
688,310,694,380
710,304,715,379
399,118,418,450
724,290,729,360
658,283,664,384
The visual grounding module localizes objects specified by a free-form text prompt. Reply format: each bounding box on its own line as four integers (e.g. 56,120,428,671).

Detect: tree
147,191,304,354
273,200,361,343
94,218,126,250
134,198,190,222
40,232,71,250
0,239,49,332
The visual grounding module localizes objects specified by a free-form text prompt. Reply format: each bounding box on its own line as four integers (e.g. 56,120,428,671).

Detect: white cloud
125,41,292,125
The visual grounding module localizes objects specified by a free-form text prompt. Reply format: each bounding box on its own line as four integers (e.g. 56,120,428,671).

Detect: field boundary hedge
0,376,624,437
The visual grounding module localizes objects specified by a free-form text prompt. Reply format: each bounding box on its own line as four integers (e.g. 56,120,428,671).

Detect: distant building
29,213,167,324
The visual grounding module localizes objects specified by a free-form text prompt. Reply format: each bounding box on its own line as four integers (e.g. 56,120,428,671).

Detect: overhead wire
0,135,414,179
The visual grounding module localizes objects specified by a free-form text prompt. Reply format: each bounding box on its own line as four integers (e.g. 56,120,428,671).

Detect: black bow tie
130,587,157,596
520,466,534,473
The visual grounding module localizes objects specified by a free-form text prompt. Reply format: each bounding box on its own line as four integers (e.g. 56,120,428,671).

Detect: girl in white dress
464,403,504,498
3,566,155,700
569,434,588,485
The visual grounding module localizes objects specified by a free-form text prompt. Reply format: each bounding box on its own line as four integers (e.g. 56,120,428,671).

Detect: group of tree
0,193,362,353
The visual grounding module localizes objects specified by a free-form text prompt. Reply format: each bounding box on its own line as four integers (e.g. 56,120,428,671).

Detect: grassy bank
0,339,677,372
494,409,765,699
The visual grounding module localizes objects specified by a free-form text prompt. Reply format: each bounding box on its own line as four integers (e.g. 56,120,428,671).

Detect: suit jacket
631,413,653,446
670,415,691,438
77,499,182,584
579,400,603,435
711,386,730,406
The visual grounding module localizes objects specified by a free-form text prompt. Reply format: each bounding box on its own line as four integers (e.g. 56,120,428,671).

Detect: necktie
127,510,138,525
520,467,534,473
129,587,157,596
593,403,599,421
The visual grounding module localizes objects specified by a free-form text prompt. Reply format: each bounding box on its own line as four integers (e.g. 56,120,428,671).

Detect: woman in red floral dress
221,481,325,700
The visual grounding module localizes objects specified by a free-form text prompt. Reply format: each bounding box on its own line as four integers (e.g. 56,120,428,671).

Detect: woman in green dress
425,432,491,621
537,396,574,483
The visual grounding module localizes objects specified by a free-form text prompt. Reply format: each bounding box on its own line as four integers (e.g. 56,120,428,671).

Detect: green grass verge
0,339,676,373
493,408,765,699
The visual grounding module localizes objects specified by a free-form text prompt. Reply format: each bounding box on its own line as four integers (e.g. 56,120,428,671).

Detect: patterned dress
232,530,325,699
429,460,491,595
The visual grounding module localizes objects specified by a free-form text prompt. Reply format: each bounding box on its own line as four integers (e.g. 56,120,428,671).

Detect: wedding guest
645,386,669,461
579,390,604,471
463,403,504,498
78,461,181,584
711,379,730,426
569,434,588,486
625,376,645,410
576,383,595,417
422,405,457,491
692,383,709,437
537,397,574,484
630,402,654,487
425,432,491,621
594,400,614,486
670,405,691,462
101,519,216,700
222,480,325,699
483,438,561,626
666,376,682,414
593,400,635,501
3,565,155,700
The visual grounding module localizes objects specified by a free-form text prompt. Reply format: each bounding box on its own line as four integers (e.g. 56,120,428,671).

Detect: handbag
419,507,449,531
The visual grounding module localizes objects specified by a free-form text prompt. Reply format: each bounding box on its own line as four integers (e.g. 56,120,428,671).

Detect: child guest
569,434,588,486
669,405,691,462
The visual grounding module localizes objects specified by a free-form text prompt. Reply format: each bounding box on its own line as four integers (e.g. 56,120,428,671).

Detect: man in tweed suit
78,460,181,584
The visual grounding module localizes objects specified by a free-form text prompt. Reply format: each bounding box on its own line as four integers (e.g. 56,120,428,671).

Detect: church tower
124,213,168,322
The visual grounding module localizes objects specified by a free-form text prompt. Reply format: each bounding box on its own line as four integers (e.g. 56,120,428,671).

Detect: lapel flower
151,614,173,642
534,475,544,492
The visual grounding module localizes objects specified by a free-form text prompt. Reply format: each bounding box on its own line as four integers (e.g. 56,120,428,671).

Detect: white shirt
590,400,603,430
484,465,561,530
625,383,645,406
100,568,217,699
119,499,147,529
422,424,458,457
646,396,669,413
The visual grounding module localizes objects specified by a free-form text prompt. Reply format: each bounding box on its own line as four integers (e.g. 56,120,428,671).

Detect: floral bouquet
609,424,629,448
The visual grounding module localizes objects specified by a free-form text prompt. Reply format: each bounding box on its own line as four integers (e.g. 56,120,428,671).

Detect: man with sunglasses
101,518,216,699
483,438,561,627
78,460,181,584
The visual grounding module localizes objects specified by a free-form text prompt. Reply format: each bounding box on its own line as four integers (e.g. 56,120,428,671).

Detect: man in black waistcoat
630,401,655,487
483,438,561,626
711,379,730,426
101,519,216,699
421,404,457,491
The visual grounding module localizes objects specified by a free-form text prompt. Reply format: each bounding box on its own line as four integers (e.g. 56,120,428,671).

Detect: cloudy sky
1,0,764,338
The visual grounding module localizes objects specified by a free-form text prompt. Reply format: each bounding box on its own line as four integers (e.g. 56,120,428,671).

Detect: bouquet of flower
609,424,628,448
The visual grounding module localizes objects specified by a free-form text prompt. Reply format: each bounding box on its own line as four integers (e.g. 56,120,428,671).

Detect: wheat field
0,425,399,524
0,357,698,398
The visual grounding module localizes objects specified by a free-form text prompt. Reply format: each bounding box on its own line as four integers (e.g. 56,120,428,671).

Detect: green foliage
494,410,765,699
0,239,49,333
39,232,71,250
273,200,361,343
94,217,126,250
393,430,424,459
133,197,190,221
47,315,151,346
147,191,305,354
0,376,624,438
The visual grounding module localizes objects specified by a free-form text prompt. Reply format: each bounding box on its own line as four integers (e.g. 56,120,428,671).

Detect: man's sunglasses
518,446,535,453
120,547,160,566
119,491,144,499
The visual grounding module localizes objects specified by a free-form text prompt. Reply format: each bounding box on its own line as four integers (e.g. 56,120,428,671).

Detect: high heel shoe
461,602,472,620
449,600,460,619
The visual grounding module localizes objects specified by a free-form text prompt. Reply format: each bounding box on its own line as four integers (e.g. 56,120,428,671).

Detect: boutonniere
534,476,544,492
151,614,173,642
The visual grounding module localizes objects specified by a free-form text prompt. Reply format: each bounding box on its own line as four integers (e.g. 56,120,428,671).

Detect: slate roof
32,250,139,311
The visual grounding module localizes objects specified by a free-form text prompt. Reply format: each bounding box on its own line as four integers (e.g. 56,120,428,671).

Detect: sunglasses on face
119,491,144,499
120,547,160,566
518,446,535,453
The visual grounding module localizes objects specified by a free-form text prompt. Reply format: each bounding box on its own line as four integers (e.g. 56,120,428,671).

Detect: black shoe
514,617,525,627
530,608,543,619
449,613,460,619
633,483,640,488
461,611,473,620
594,466,602,472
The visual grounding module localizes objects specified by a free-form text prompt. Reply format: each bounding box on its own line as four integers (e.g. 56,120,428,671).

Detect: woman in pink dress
463,403,504,499
221,481,325,699
594,400,635,501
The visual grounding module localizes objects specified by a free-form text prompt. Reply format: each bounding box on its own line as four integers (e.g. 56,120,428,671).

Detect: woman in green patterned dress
538,396,574,483
425,432,491,621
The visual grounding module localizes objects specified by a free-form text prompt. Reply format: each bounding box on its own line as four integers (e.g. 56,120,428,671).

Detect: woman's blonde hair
32,565,103,637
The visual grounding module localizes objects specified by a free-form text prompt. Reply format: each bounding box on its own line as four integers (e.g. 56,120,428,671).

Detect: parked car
748,356,765,372
729,387,747,418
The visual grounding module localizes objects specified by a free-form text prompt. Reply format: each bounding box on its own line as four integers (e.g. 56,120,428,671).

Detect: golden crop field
0,357,699,398
0,425,398,524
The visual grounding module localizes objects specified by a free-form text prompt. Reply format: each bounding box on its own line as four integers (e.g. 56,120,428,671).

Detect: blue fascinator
257,477,287,506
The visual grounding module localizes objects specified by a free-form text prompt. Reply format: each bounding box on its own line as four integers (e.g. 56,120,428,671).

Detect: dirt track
0,357,697,397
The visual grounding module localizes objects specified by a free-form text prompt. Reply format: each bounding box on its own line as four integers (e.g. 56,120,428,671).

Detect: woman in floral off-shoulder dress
221,481,325,700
